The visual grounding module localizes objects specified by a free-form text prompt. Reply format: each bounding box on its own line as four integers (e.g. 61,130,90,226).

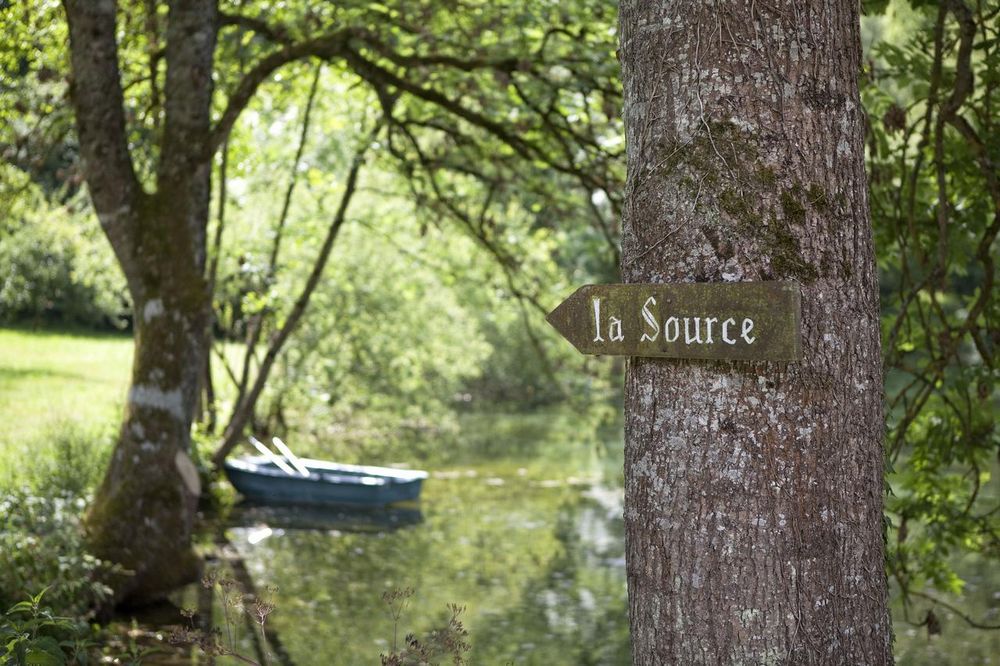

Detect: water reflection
229,502,425,534
162,411,995,665
205,471,630,665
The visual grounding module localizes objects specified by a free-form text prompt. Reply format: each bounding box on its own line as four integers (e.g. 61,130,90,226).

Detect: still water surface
166,414,996,665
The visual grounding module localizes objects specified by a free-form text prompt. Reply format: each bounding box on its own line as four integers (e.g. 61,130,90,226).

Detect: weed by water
171,577,471,666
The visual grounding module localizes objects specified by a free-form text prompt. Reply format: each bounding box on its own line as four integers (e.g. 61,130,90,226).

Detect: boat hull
224,456,426,507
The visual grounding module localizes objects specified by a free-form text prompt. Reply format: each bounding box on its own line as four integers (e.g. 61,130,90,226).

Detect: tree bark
64,0,216,603
86,275,210,603
618,0,892,663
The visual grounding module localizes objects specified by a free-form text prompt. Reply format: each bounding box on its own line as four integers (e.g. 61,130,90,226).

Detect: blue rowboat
224,455,428,507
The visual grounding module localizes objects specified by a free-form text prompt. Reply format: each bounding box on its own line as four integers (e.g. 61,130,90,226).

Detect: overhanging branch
208,32,353,156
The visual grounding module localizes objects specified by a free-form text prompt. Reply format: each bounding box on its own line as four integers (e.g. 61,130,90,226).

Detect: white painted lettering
665,316,680,342
705,317,718,343
722,318,737,345
640,297,659,342
592,298,604,342
684,317,704,344
741,318,756,344
609,316,624,341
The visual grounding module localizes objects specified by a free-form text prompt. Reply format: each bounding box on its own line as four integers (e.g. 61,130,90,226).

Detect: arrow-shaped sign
546,281,801,362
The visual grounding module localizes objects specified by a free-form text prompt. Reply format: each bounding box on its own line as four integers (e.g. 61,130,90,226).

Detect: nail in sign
545,281,801,361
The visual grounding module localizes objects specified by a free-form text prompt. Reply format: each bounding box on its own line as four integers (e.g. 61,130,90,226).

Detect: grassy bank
0,327,131,489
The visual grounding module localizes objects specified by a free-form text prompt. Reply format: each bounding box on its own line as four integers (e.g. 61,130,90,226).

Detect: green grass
0,326,132,441
0,326,132,487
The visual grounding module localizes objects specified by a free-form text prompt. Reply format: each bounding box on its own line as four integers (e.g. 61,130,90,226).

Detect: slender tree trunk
213,145,368,466
203,138,230,434
618,0,891,663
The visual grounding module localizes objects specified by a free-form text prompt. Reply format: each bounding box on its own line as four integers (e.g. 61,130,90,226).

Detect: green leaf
30,588,49,607
24,647,63,666
5,601,33,615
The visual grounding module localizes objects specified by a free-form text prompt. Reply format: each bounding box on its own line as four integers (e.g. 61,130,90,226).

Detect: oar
248,436,297,475
272,436,310,477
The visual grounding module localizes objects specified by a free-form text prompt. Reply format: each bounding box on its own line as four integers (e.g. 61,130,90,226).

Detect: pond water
155,413,996,665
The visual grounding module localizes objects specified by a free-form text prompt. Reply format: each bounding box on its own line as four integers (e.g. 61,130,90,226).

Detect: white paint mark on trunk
129,384,184,420
175,449,201,497
143,298,165,322
96,203,132,228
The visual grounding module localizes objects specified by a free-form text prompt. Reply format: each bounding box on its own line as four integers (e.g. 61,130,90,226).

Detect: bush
0,168,128,329
0,491,122,620
0,588,95,666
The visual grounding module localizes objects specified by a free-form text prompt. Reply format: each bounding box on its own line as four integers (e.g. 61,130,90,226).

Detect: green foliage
0,1,75,196
0,491,121,620
862,0,999,600
0,170,128,329
255,224,492,461
0,589,95,666
4,0,995,645
201,59,618,461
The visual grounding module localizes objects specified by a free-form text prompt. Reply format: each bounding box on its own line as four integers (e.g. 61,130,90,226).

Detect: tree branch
218,11,293,44
159,0,218,190
352,30,523,72
213,124,378,466
208,33,352,155
343,46,617,200
61,0,142,260
231,65,323,427
909,590,1000,630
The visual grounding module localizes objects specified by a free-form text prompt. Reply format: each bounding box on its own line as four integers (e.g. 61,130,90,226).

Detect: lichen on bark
651,120,831,283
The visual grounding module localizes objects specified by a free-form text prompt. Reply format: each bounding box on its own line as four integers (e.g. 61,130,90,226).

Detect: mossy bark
85,202,212,603
63,0,216,604
618,0,891,663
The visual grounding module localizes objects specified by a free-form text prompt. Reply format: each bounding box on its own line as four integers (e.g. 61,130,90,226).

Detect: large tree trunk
64,0,216,603
86,259,211,602
618,0,892,663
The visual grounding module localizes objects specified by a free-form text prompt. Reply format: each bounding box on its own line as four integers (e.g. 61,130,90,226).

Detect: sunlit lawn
0,326,130,486
0,326,253,485
0,326,132,443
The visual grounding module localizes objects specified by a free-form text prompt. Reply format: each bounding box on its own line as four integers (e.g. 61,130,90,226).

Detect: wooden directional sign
546,281,801,362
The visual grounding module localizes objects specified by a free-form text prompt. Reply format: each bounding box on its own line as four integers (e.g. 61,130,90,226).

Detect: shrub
0,491,122,619
0,588,95,666
0,171,128,329
24,421,113,499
